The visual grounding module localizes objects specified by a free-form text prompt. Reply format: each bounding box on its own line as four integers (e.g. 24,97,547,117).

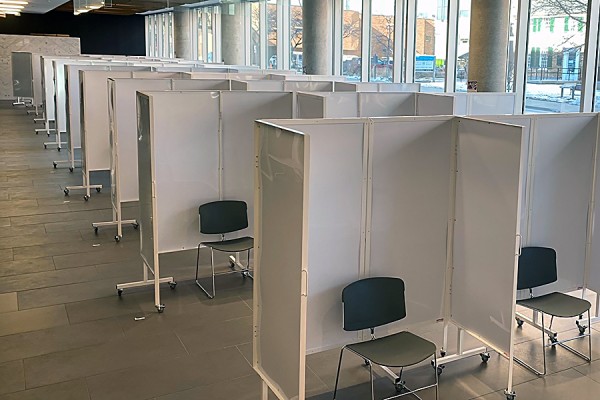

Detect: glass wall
455,0,470,92
196,10,204,61
267,0,277,68
290,0,303,72
524,0,590,113
415,0,444,91
146,12,174,58
250,1,261,67
342,0,363,81
370,0,395,82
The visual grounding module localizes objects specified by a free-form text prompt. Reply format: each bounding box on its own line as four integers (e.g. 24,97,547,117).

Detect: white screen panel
42,58,57,120
452,118,523,355
296,93,326,118
151,91,220,253
31,54,43,106
378,83,421,92
527,115,597,294
283,81,333,92
171,79,231,90
324,93,359,118
12,52,33,98
468,93,516,115
111,79,173,203
303,122,366,353
221,92,295,239
245,81,285,91
81,70,134,171
255,123,307,400
416,93,455,116
369,118,454,330
137,93,155,270
359,93,415,117
589,117,600,294
333,82,359,92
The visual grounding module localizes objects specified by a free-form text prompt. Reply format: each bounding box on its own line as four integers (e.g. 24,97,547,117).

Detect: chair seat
517,292,591,318
347,331,436,368
202,237,254,252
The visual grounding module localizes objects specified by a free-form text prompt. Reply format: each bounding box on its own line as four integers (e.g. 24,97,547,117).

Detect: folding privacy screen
254,116,525,400
116,90,295,310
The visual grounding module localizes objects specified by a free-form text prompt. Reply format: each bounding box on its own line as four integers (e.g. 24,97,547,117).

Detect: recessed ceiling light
0,1,27,4
0,4,24,8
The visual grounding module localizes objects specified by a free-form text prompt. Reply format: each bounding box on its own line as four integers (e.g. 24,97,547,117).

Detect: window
250,1,261,67
524,0,589,113
416,0,444,91
371,0,395,82
455,0,470,92
267,0,277,68
342,0,362,80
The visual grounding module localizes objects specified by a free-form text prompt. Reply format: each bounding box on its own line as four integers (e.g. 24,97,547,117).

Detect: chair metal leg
333,347,346,400
513,311,547,376
434,353,439,400
369,360,375,400
554,309,593,362
195,246,216,299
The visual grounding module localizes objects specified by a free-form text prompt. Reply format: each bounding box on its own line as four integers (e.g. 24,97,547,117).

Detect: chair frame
514,301,592,376
514,247,592,376
333,341,439,400
195,200,254,299
333,277,439,400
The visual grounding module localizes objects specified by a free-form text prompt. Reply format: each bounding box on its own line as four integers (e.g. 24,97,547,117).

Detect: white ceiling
10,0,70,14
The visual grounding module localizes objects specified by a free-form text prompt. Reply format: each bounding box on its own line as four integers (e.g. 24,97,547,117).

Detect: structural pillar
303,0,333,75
174,7,193,60
468,0,510,92
221,3,245,65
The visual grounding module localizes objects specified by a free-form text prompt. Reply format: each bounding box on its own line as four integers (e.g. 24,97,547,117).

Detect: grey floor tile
0,292,18,313
85,346,253,400
0,249,13,262
0,360,25,395
0,305,68,336
52,246,139,270
0,258,55,278
0,379,89,400
0,319,124,364
17,278,134,310
154,374,262,400
573,358,600,384
175,315,253,355
0,218,10,227
0,225,46,239
24,331,188,388
65,296,145,325
0,266,100,294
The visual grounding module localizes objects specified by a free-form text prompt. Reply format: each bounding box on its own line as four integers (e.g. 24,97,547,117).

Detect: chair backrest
342,277,406,332
199,200,248,235
517,246,558,290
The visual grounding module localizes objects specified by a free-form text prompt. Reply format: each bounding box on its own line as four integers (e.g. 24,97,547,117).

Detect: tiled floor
1,100,600,399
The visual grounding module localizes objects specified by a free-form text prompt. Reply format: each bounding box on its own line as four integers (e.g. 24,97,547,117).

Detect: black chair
333,277,438,400
514,246,592,376
195,200,253,299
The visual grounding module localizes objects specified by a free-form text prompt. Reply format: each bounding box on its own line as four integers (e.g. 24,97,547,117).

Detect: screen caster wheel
480,352,491,363
64,188,70,196
94,227,99,235
117,288,124,297
114,235,121,243
53,162,57,169
57,148,61,152
576,321,587,335
505,390,516,400
431,360,444,375
156,304,165,313
133,223,139,230
440,350,446,357
69,167,74,173
169,282,177,290
516,317,524,328
43,144,47,149
83,195,90,201
96,188,101,193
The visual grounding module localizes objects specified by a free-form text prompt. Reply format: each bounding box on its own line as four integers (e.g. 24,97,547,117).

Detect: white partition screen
359,93,415,116
221,92,294,238
527,115,598,294
171,79,231,90
296,93,326,118
416,93,455,116
452,118,524,355
255,123,308,400
368,117,454,329
149,91,220,254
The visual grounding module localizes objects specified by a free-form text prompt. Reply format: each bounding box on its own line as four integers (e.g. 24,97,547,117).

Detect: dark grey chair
195,200,253,299
333,277,438,400
514,246,592,376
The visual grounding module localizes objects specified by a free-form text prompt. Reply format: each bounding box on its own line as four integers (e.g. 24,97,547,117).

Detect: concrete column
174,7,193,60
303,0,333,75
221,3,245,65
468,0,510,92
